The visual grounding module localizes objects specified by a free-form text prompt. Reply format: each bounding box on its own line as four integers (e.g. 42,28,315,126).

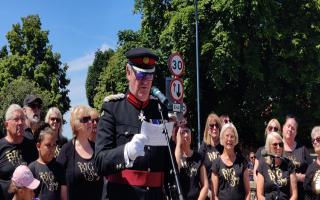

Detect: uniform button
146,187,149,190
125,131,129,135
148,168,151,172
147,146,151,150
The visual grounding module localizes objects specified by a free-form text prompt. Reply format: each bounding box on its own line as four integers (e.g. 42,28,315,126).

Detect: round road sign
169,78,184,102
168,52,185,77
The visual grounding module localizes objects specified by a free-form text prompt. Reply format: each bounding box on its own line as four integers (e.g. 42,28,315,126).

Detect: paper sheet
141,121,174,146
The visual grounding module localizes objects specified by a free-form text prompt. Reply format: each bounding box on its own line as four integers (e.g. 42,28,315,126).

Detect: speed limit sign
168,52,185,77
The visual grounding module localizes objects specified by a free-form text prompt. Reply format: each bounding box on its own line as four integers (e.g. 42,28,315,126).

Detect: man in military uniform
95,47,171,200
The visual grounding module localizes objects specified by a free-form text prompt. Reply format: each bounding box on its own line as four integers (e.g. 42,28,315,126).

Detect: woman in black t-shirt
282,115,312,200
56,105,103,200
211,123,250,200
0,104,38,200
304,126,320,200
256,132,297,200
199,113,223,199
45,107,68,157
175,127,208,200
253,118,281,181
29,125,67,200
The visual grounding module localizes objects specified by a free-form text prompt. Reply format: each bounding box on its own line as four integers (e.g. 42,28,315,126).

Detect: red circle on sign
169,78,184,102
168,52,185,77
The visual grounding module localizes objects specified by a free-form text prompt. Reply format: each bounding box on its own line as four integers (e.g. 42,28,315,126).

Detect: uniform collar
127,92,149,109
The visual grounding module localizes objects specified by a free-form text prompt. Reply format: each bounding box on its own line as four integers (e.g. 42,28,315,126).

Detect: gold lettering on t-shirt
286,155,301,168
222,168,239,187
5,149,25,166
267,168,288,186
39,171,58,191
207,151,219,162
77,162,100,182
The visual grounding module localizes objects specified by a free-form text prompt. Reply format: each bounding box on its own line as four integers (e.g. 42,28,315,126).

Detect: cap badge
143,57,149,64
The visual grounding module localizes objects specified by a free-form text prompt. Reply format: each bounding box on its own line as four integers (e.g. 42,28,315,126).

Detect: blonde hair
203,112,222,145
220,123,239,146
264,132,283,165
45,107,63,139
70,105,91,137
264,118,281,136
89,107,99,117
311,126,320,140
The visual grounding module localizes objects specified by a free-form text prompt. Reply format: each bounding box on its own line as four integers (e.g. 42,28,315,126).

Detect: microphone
151,86,171,109
261,149,284,159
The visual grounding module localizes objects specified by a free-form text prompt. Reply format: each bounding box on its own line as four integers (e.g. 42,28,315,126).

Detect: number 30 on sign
168,52,185,77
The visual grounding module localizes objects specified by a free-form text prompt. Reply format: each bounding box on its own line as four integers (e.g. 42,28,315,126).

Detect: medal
138,111,146,122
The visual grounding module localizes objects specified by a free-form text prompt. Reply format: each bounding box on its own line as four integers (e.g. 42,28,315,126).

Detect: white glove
125,134,148,161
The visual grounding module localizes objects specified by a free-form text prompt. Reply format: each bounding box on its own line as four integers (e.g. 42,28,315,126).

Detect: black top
0,136,38,200
304,160,320,200
257,158,295,200
179,151,203,200
28,160,66,200
256,146,264,160
56,141,103,200
211,154,247,200
199,142,223,180
54,136,68,158
94,93,171,200
284,142,312,200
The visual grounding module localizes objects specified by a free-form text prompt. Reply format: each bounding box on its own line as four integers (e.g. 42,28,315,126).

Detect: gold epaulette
104,93,125,102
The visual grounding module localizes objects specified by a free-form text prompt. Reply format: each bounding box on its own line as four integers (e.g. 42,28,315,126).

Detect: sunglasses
91,117,99,123
29,103,42,109
272,142,284,148
224,119,231,124
50,117,61,123
268,126,279,132
312,137,320,145
209,123,219,129
131,66,154,81
250,156,256,159
79,116,91,123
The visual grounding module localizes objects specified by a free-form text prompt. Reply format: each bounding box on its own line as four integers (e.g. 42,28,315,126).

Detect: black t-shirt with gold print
258,158,294,200
304,161,320,200
211,154,247,200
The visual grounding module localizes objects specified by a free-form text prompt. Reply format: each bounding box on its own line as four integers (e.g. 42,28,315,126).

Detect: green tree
0,15,70,114
94,0,320,148
86,48,114,107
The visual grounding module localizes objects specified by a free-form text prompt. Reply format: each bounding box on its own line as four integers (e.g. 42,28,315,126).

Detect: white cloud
67,43,114,72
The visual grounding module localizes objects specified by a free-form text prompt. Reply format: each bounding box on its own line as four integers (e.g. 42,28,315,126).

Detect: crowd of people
0,47,320,200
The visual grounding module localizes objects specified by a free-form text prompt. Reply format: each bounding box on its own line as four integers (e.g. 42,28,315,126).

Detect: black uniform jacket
94,93,171,200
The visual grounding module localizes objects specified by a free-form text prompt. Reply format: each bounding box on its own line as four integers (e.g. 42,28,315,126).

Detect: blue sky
0,0,141,139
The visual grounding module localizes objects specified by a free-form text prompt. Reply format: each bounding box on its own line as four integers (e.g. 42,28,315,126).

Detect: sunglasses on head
272,142,284,148
131,65,154,81
312,137,320,145
50,117,61,123
209,123,219,129
79,116,91,123
268,126,279,132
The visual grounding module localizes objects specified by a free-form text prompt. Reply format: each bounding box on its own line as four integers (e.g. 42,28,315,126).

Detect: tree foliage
93,0,320,148
86,48,114,107
0,15,70,116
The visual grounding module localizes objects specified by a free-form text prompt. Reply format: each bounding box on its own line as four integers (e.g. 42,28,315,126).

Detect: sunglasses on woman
268,126,279,132
312,136,320,145
209,123,219,129
50,117,61,123
79,116,91,123
272,142,284,148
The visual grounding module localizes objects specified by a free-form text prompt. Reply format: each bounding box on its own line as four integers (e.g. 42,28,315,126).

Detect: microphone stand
158,103,184,200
